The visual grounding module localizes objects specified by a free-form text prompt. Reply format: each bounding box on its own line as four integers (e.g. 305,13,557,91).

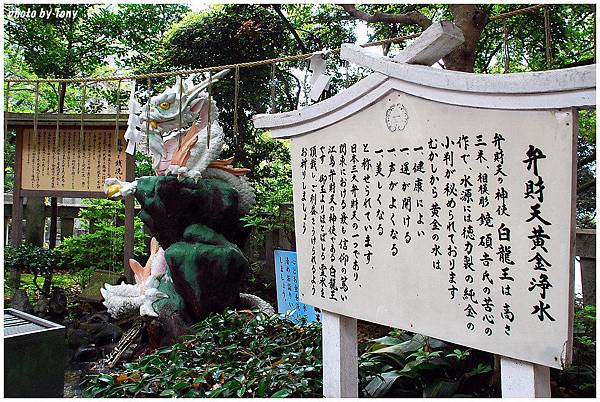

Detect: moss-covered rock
134,176,250,322
135,175,250,249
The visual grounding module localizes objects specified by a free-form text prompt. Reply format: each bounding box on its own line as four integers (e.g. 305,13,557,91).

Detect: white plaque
291,91,575,369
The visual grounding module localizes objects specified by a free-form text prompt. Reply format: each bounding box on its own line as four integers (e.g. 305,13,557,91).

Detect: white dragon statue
105,70,255,212
102,71,259,319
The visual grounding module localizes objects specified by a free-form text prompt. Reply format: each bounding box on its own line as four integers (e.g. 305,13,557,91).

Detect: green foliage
4,272,84,305
477,4,595,73
4,129,15,191
358,332,495,397
57,198,148,272
135,151,155,177
242,155,293,230
4,243,65,275
576,109,596,228
4,243,66,299
82,310,323,398
4,4,189,114
551,303,596,397
242,154,295,262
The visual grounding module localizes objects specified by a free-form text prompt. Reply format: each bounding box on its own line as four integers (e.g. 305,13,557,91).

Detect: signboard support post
500,356,551,397
322,310,358,398
10,127,24,245
49,197,58,248
123,152,136,283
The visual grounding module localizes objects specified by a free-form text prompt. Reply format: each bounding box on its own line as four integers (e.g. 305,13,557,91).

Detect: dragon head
139,69,230,140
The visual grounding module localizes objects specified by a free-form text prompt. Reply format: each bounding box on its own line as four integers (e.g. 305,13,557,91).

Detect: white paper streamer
308,51,332,101
124,80,143,155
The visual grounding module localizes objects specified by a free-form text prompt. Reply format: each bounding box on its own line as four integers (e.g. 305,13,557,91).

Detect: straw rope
4,82,10,135
270,62,277,113
503,23,510,73
544,5,553,67
55,83,60,147
114,80,121,148
488,4,545,21
145,78,151,153
33,83,39,139
2,34,421,84
233,66,240,139
80,84,86,143
206,72,212,149
3,4,547,86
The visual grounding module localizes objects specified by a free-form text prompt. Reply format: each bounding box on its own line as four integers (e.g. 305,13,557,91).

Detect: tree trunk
58,82,67,113
443,5,489,72
24,196,46,246
49,83,67,248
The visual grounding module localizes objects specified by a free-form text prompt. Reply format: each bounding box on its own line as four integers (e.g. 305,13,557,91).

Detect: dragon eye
159,102,171,110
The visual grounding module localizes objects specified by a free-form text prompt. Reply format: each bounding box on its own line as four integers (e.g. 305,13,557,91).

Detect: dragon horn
187,69,231,98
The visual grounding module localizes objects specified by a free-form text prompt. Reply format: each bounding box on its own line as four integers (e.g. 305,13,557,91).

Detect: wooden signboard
19,125,128,196
7,113,135,281
288,92,574,369
254,30,595,397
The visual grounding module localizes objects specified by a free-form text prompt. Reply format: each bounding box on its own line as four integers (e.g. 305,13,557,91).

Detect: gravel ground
64,369,83,398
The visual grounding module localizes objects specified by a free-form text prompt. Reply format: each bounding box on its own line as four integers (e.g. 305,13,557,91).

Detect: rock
66,328,91,350
147,306,191,349
73,346,102,362
79,313,109,332
93,324,122,346
49,288,68,317
78,313,122,346
34,294,50,316
101,343,117,356
10,289,34,314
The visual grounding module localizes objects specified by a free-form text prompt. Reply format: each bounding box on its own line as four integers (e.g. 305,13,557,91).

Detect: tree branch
339,4,433,30
482,42,504,72
270,5,309,53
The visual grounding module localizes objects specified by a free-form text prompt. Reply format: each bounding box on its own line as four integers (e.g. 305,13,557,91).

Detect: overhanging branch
339,4,433,30
270,5,309,53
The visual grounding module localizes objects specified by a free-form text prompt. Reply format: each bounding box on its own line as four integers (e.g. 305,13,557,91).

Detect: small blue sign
274,249,321,324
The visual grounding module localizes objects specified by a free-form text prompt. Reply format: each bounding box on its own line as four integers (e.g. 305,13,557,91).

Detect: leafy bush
82,310,323,398
358,331,495,397
4,243,65,274
242,158,295,264
4,243,66,299
58,198,148,272
551,303,596,397
135,151,154,177
242,158,293,230
5,272,84,306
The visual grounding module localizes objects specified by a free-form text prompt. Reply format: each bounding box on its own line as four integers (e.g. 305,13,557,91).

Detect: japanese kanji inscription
20,127,127,193
291,91,574,369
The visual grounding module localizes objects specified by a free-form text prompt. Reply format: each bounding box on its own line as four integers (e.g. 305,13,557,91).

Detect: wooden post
576,229,596,306
123,151,135,283
322,310,358,398
60,217,74,239
10,127,24,245
500,357,551,397
49,197,58,248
